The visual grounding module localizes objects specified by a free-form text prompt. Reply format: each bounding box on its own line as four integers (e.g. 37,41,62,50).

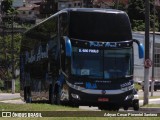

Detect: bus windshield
71,47,133,79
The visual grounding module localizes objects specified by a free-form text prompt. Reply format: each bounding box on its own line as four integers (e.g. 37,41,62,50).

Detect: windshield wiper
125,75,133,78
73,74,102,79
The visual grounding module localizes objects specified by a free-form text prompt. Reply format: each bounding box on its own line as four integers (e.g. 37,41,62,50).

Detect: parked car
142,80,160,91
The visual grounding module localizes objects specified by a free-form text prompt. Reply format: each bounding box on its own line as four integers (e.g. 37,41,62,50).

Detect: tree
127,0,145,21
85,0,93,7
127,0,159,31
0,33,22,80
1,0,13,14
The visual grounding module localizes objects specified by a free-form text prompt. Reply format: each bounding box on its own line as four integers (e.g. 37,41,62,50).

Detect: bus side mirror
133,39,144,59
63,36,72,57
138,43,144,59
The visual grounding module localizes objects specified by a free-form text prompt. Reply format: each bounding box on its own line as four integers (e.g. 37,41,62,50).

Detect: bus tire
25,86,32,103
99,105,119,111
69,101,79,108
123,106,129,110
49,85,54,104
98,106,106,110
55,85,61,105
111,105,119,111
24,87,27,102
133,100,139,111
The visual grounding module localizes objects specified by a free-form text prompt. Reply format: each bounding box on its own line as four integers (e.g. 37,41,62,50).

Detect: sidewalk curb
0,99,25,104
140,107,160,112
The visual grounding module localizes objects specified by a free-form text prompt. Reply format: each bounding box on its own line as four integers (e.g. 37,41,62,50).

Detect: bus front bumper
69,88,137,107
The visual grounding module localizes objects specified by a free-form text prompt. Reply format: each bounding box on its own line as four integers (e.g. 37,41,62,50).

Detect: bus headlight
125,94,133,101
71,93,80,100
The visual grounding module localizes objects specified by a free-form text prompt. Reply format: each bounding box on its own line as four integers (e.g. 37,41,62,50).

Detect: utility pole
151,0,156,96
11,15,15,94
144,0,150,105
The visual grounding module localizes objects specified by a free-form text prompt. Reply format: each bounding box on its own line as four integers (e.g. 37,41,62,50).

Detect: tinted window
69,11,132,41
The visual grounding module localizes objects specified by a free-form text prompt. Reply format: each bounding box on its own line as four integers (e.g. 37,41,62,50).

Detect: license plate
98,98,109,102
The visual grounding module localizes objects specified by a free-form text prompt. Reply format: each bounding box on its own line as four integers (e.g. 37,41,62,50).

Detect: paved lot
0,93,20,101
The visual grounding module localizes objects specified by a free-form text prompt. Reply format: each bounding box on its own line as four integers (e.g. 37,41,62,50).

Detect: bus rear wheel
49,85,54,104
24,86,32,103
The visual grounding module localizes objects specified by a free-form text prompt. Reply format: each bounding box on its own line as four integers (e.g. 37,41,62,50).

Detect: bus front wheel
99,105,119,111
133,100,139,111
54,85,61,105
123,106,129,110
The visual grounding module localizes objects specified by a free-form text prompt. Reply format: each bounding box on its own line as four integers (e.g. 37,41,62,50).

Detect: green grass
134,83,142,91
0,103,160,120
0,103,79,111
0,117,160,120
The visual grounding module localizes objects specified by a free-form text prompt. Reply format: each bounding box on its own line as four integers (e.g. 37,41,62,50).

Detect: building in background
155,0,160,6
16,3,39,24
133,32,160,81
39,0,83,16
12,0,24,8
25,0,42,4
58,0,83,11
92,0,128,8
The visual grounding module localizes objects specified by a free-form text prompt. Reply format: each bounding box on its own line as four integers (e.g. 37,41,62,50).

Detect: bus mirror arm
133,39,144,59
63,36,72,57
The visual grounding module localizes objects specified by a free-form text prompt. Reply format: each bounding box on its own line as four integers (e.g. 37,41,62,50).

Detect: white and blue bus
20,8,144,111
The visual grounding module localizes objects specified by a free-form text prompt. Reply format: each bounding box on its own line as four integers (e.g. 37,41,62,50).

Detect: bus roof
24,8,131,42
62,8,126,14
24,8,127,34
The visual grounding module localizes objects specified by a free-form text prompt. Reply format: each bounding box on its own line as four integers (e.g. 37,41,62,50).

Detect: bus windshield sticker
86,82,97,89
120,81,132,88
79,49,99,53
89,41,117,48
